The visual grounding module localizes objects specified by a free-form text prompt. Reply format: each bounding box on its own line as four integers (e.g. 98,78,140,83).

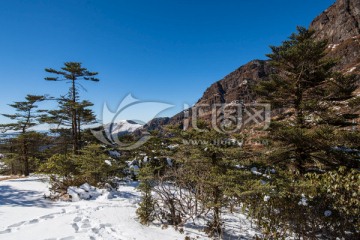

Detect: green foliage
39,153,77,177
74,144,118,185
39,144,123,193
0,95,46,176
242,168,360,239
308,167,360,233
136,165,156,225
243,26,360,238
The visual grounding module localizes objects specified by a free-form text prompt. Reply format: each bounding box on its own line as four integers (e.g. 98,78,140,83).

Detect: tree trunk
71,78,79,154
78,113,81,148
22,139,29,176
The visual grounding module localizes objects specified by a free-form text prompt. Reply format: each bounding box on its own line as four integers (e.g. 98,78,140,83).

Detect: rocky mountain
148,0,359,130
167,60,275,128
310,0,360,73
143,117,171,131
310,0,359,44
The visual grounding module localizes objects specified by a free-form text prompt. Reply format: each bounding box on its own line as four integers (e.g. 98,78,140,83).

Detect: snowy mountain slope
104,120,143,135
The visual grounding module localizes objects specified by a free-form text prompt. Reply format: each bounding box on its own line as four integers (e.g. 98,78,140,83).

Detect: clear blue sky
0,0,335,126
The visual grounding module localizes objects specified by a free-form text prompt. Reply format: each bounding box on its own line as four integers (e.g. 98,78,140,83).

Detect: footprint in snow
0,228,11,234
59,236,75,240
80,219,91,229
8,221,26,228
73,216,82,222
71,223,79,232
40,214,55,220
29,219,39,224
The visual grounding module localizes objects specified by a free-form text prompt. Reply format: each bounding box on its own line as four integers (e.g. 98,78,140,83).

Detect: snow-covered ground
0,176,259,240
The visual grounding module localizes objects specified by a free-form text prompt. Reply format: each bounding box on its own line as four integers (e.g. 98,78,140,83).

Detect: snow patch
347,67,357,73
167,144,179,150
104,159,112,166
0,176,261,239
328,43,339,50
298,194,308,206
108,150,121,158
166,157,173,167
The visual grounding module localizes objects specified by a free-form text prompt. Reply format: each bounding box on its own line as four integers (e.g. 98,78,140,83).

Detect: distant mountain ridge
103,120,143,136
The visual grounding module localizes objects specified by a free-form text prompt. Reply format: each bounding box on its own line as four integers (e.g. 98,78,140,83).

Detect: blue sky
0,0,335,126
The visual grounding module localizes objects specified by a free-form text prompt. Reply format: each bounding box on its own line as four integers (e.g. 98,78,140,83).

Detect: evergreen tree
256,26,358,173
43,97,97,151
0,95,45,175
170,124,245,237
244,27,360,238
136,165,156,225
44,62,99,153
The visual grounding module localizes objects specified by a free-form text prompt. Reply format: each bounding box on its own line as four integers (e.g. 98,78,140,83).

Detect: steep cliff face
197,60,273,106
161,60,274,128
310,0,360,72
310,0,360,44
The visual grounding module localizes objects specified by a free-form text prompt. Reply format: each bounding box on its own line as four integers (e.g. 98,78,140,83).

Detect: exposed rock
196,60,273,106
310,0,360,74
325,35,360,73
310,0,360,44
144,117,171,131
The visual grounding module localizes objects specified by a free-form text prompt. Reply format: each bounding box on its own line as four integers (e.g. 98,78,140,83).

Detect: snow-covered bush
40,144,125,198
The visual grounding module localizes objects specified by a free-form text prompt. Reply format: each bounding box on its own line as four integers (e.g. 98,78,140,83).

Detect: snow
109,150,121,158
166,157,173,167
0,176,261,239
0,176,201,239
298,194,308,206
347,67,356,73
250,167,262,176
167,144,178,150
324,210,332,217
328,43,339,50
103,120,143,136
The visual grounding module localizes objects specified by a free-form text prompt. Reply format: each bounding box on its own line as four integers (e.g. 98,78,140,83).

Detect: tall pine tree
256,26,358,173
44,62,99,153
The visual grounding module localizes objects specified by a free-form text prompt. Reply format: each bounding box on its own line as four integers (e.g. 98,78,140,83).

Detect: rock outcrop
310,0,360,44
310,0,360,73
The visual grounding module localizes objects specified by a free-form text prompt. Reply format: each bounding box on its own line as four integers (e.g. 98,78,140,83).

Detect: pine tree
245,27,360,238
0,95,45,176
43,97,97,151
136,165,156,225
256,26,358,173
171,124,244,237
44,62,99,153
